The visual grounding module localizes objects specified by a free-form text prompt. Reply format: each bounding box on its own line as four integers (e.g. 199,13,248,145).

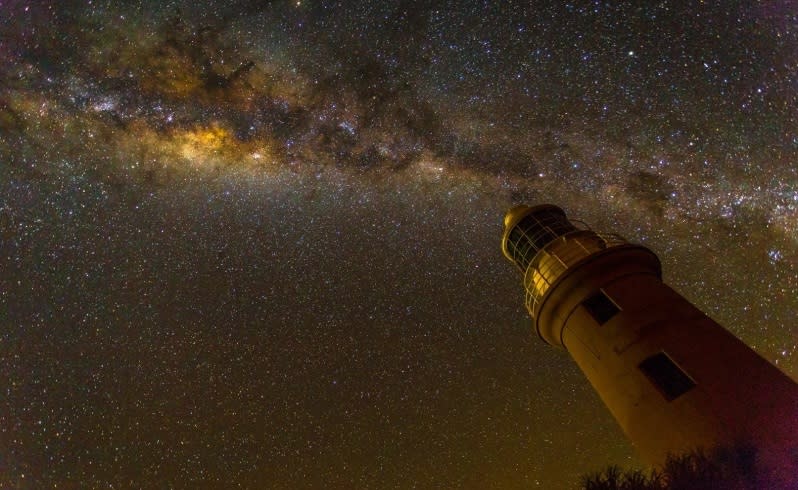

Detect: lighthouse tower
501,204,798,478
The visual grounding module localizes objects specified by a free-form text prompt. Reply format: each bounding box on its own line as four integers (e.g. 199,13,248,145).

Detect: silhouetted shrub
580,443,776,490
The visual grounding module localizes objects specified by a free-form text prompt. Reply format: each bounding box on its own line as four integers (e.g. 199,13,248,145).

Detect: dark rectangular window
582,290,620,324
639,352,696,401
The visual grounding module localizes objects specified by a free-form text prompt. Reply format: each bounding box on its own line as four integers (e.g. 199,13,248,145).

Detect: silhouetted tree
580,443,777,490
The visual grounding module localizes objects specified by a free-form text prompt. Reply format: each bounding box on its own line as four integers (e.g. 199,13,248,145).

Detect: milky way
2,1,798,488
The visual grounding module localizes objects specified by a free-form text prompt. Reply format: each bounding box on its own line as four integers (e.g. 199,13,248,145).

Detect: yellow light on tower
501,204,798,483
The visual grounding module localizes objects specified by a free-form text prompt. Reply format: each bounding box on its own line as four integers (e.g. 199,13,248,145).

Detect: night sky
2,1,798,488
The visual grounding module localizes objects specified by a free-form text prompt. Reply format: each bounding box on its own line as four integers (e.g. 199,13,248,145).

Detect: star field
1,1,798,488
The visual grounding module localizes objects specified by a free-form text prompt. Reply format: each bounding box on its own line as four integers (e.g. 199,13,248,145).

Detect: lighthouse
501,204,798,479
